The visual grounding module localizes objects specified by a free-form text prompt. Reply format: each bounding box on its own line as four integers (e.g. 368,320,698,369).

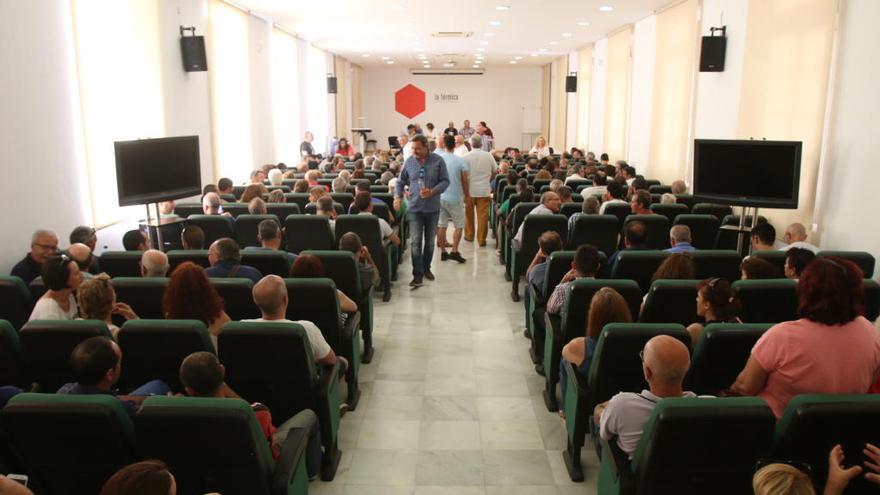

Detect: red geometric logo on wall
394,84,426,119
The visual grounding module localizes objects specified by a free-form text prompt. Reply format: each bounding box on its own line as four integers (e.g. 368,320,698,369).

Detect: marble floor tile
475,373,530,396
415,450,485,486
419,420,481,450
356,419,420,450
479,420,545,450
477,397,537,421
414,487,486,495
424,374,478,396
364,394,425,420
346,449,418,486
421,396,479,420
482,450,556,485
372,379,426,396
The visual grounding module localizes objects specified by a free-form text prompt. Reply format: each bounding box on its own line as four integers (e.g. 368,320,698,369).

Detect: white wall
248,14,275,168
815,0,880,278
565,51,579,150
359,67,542,150
628,15,657,171
0,0,92,272
589,38,608,154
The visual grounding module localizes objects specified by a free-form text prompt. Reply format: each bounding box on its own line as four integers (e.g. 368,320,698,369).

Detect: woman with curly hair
163,262,230,349
77,274,138,338
240,183,268,203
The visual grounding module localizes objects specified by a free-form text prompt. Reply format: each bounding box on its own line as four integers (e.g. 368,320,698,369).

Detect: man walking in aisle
463,135,497,247
435,134,470,263
395,135,450,287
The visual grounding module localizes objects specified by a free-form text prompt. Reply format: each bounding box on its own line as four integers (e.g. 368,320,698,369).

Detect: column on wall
549,56,569,152
271,26,302,165
575,45,593,150
736,0,837,231
647,0,700,184
540,65,551,145
306,45,331,155
334,55,350,143
603,26,633,161
350,64,363,147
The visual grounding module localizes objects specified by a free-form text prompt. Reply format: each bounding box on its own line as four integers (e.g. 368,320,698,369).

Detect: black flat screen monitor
115,136,202,206
693,139,802,209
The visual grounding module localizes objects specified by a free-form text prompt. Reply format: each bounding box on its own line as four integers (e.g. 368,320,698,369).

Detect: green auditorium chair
543,279,641,412
283,215,335,253
732,279,799,323
329,193,352,212
817,250,876,278
649,203,689,224
691,249,742,281
673,193,695,210
567,179,593,191
135,396,311,494
567,214,619,255
686,323,771,395
625,215,671,250
648,184,671,194
283,193,310,212
303,250,376,364
97,251,144,277
772,394,880,495
167,249,211,271
503,201,539,271
598,397,775,494
219,322,343,480
117,319,215,393
304,202,344,216
750,249,787,274
611,251,669,295
20,320,111,393
112,277,168,319
510,214,568,302
603,203,633,230
864,279,880,321
717,214,768,255
0,276,33,330
335,214,396,302
232,185,246,199
241,250,292,277
560,203,583,218
211,278,260,320
173,202,202,218
562,323,690,481
672,214,720,250
235,214,280,248
284,278,361,410
186,215,235,245
691,203,733,222
0,320,28,389
640,280,700,325
266,203,301,224
1,393,138,495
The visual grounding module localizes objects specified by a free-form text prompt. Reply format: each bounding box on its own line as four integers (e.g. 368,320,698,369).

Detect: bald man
595,335,698,458
242,275,340,367
140,249,169,278
67,243,95,278
781,222,819,253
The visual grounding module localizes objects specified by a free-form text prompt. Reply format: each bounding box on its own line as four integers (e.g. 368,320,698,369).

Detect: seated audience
629,190,653,215
140,249,169,278
66,243,95,277
158,201,177,219
548,179,564,193
163,262,231,347
217,177,234,197
547,244,601,315
595,335,696,458
122,229,149,251
339,232,379,292
293,179,309,193
621,165,637,186
740,256,783,280
665,225,696,253
526,231,564,305
560,287,633,415
781,222,819,253
178,352,322,476
28,255,84,321
498,178,533,220
180,225,205,250
686,278,741,343
290,255,358,314
201,192,235,229
241,183,268,203
77,274,138,337
598,181,627,214
784,247,816,280
249,169,266,184
267,168,283,186
754,444,880,495
316,196,338,234
205,238,263,284
565,164,585,184
57,336,170,413
202,184,218,197
652,252,695,283
660,193,677,204
332,176,348,193
670,180,688,195
248,197,267,215
750,223,777,252
266,189,285,203
607,221,649,271
353,191,401,247
512,191,562,249
730,257,880,418
69,225,97,252
557,186,574,203
580,174,608,199
244,219,297,263
308,186,328,205
100,460,176,495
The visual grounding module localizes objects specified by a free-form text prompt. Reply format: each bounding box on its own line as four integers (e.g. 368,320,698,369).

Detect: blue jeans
129,379,172,397
408,210,440,277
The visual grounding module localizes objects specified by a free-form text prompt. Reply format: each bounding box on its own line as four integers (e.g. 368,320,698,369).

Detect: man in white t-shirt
354,191,401,248
463,135,497,247
598,181,628,215
243,275,341,367
399,134,413,162
780,222,819,253
453,135,469,157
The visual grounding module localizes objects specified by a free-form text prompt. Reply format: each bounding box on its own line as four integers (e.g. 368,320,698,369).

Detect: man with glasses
11,229,58,283
594,335,698,459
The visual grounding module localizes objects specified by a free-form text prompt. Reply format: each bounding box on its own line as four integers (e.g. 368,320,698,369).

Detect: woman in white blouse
530,136,551,159
28,254,84,321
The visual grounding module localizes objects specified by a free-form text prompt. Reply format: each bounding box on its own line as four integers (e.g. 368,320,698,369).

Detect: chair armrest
544,313,563,341
528,284,546,307
343,311,361,343
272,426,309,495
317,362,341,400
601,435,634,488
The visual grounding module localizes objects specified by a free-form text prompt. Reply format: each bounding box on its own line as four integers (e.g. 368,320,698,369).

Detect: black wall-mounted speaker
565,75,577,93
699,36,726,72
180,36,207,72
327,76,338,94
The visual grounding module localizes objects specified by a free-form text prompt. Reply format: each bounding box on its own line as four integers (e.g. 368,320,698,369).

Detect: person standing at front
395,135,450,287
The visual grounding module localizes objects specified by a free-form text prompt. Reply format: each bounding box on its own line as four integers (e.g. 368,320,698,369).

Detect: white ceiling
234,0,672,68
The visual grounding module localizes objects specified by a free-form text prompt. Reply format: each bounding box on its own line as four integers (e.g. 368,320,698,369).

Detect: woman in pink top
731,257,880,418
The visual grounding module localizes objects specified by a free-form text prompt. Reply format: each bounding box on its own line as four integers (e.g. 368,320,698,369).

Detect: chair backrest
283,193,310,211
334,215,388,282
240,251,291,277
732,279,799,323
117,319,215,393
302,250,361,301
587,323,690,405
284,278,342,350
864,279,880,321
19,320,112,393
603,203,632,229
649,203,689,224
611,250,670,294
691,250,742,281
112,277,168,319
135,396,275,495
559,203,582,218
687,323,771,395
648,184,672,194
568,215,619,255
283,215,335,253
186,215,234,246
673,214,721,250
673,193,695,210
641,280,700,325
174,203,203,218
773,394,880,494
717,214,768,255
631,397,775,495
330,192,354,211
0,393,137,495
518,214,568,266
219,322,319,426
233,214,278,248
561,279,643,345
265,203,301,223
817,250,876,278
624,215,671,250
211,278,259,321
304,202,344,216
509,202,540,234
691,203,733,222
167,250,211,271
98,251,144,278
222,203,249,218
543,251,575,297
0,276,34,330
232,185,246,199
750,250,787,274
0,320,27,388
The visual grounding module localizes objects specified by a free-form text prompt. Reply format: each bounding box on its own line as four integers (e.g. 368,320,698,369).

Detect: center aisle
310,241,599,495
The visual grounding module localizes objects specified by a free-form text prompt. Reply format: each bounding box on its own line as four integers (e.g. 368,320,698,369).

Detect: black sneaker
424,269,435,281
441,251,449,261
409,276,424,287
449,251,466,263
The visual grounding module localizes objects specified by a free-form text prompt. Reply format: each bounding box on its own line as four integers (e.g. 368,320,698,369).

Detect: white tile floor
310,239,599,494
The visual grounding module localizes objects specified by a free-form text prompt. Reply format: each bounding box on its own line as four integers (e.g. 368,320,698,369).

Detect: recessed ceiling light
386,60,395,64
489,20,501,26
509,60,517,64
479,41,489,45
472,65,480,68
539,48,548,52
531,53,539,57
599,5,613,11
561,33,572,37
424,65,431,68
476,48,486,52
391,5,403,11
496,5,510,10
515,56,522,60
484,32,494,37
381,56,389,60
361,54,370,57
549,41,558,45
443,62,455,68
578,21,590,26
